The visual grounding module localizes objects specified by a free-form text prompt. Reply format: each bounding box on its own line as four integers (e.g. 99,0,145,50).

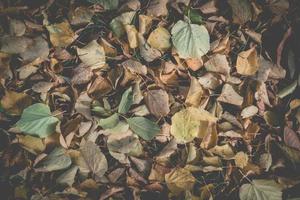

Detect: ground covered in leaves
1,0,300,199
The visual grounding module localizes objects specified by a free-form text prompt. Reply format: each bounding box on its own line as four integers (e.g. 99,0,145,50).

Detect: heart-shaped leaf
16,103,59,138
239,179,283,200
171,20,210,59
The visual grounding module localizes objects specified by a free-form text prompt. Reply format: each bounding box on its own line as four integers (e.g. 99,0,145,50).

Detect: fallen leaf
147,0,169,17
204,54,230,75
35,147,72,172
118,87,133,114
217,84,243,106
126,117,160,140
241,105,258,119
80,141,108,178
147,27,171,51
1,90,32,115
185,76,204,107
125,25,138,49
77,40,106,70
110,11,136,37
172,20,210,58
234,152,249,168
239,179,283,200
228,0,252,24
171,107,217,143
56,166,79,186
144,89,170,118
236,47,259,76
165,168,196,195
284,126,300,151
46,21,75,47
16,103,59,138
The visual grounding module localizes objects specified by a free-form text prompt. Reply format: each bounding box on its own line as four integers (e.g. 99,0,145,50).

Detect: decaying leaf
77,40,106,70
1,90,32,115
228,0,252,24
236,47,259,76
46,21,75,47
217,84,243,106
239,179,283,200
144,89,170,118
147,27,171,51
234,152,249,168
171,107,217,143
80,141,108,178
165,168,196,195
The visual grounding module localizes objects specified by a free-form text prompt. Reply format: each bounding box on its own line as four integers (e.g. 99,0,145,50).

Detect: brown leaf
46,21,75,47
204,54,230,75
284,126,300,151
144,89,170,118
236,47,259,76
1,90,32,115
217,84,243,106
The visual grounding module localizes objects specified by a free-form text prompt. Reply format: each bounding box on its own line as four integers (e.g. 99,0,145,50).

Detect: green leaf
35,147,72,172
80,141,108,178
184,7,203,24
171,20,210,59
98,113,119,129
56,166,78,187
87,0,118,10
16,103,59,138
118,87,133,114
277,80,298,99
126,117,160,140
239,179,283,200
110,12,136,37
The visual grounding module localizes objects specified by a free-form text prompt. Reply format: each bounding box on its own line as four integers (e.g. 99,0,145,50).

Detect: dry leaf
236,47,259,76
147,27,171,51
46,21,75,47
204,54,230,75
1,90,32,115
125,25,138,49
144,89,170,118
217,84,243,106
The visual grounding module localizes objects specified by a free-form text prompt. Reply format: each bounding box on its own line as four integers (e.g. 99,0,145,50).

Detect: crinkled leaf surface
16,103,59,138
80,141,108,178
171,107,217,143
171,20,210,59
239,179,283,200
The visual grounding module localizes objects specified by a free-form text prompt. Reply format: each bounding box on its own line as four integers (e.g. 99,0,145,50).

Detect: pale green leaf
35,147,72,172
87,0,118,10
171,20,210,59
277,80,298,99
56,166,79,186
118,87,133,114
239,179,283,200
80,141,108,178
98,113,119,129
170,107,218,143
110,12,136,37
16,103,59,138
126,117,160,140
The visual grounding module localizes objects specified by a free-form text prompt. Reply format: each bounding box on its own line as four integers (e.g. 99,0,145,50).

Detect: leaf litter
1,0,300,199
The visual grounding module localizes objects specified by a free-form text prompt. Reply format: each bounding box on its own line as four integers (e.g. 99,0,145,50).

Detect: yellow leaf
147,27,171,51
236,47,259,75
1,90,32,115
46,21,75,47
165,168,196,195
234,151,249,168
171,107,217,143
125,25,138,49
